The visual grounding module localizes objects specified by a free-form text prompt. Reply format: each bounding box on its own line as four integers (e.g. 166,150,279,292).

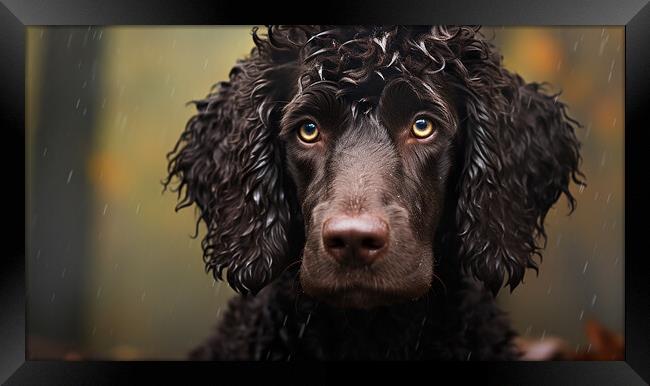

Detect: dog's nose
322,215,389,266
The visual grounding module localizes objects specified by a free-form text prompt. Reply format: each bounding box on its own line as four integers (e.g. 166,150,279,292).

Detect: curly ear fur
164,28,303,295
455,39,584,295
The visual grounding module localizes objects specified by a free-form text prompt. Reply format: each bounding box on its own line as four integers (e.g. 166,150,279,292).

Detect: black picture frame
2,0,648,384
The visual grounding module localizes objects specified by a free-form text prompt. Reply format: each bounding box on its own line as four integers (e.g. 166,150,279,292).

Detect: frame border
2,0,648,384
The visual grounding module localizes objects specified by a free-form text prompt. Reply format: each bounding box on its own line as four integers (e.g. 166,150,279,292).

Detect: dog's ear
455,42,583,295
164,28,301,295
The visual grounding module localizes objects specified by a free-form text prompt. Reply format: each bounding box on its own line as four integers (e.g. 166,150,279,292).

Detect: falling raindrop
598,32,609,56
91,60,98,81
42,147,48,157
136,203,141,215
96,286,102,299
578,309,584,321
591,294,597,307
582,261,589,274
298,323,306,338
67,170,74,184
50,293,56,302
102,204,108,216
608,59,616,82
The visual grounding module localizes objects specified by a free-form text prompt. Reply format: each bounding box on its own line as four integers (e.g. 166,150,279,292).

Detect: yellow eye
411,117,434,139
298,121,320,143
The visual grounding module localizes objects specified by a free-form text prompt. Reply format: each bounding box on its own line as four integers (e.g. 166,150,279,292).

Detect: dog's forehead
291,28,453,103
294,71,440,106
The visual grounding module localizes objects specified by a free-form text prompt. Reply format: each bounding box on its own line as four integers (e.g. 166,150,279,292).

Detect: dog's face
165,26,582,307
280,79,457,308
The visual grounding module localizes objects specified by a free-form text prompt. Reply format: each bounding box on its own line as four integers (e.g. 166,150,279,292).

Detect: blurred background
26,26,624,360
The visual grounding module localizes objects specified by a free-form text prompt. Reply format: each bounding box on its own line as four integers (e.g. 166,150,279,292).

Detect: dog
164,25,582,360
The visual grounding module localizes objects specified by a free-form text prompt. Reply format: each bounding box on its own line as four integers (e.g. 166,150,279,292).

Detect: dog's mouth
303,282,431,309
299,264,433,309
317,286,418,309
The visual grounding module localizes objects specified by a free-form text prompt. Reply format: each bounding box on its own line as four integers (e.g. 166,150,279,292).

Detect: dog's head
165,26,582,308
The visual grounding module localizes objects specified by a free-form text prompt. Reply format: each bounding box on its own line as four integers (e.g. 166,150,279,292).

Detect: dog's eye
298,121,320,143
411,118,434,139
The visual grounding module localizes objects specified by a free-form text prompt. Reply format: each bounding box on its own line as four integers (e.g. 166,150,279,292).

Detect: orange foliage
87,152,130,200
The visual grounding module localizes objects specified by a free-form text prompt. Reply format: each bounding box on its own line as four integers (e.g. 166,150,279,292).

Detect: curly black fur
164,25,583,360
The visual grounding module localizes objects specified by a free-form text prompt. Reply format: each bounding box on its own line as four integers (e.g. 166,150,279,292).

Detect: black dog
165,26,582,360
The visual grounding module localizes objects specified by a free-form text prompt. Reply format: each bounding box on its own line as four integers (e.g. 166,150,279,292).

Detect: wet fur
164,26,583,360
